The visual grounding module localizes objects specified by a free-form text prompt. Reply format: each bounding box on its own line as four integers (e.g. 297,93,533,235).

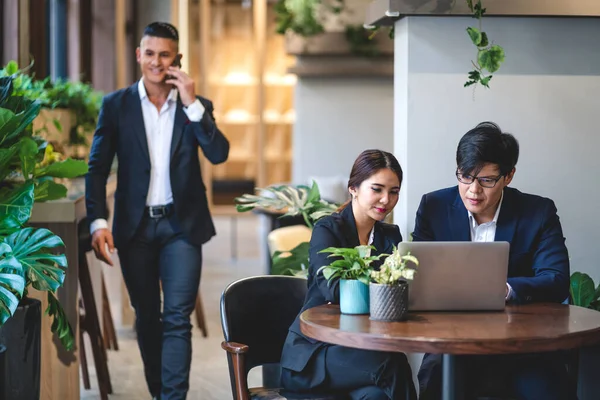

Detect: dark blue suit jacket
413,186,569,304
85,82,229,248
280,204,402,390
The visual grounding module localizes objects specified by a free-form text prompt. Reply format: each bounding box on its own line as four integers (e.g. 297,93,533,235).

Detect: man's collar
138,78,178,103
468,190,504,228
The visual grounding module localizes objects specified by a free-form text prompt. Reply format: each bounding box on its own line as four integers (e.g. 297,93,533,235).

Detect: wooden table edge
299,306,600,355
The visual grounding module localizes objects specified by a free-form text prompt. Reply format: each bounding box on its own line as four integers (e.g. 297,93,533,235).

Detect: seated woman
280,149,417,400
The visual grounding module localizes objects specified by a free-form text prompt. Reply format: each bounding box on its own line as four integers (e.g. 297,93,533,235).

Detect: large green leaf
0,214,22,236
478,45,505,73
570,272,597,308
18,137,38,179
467,27,482,46
0,77,12,105
3,227,67,292
0,101,41,145
34,179,68,202
34,158,88,179
0,181,35,225
0,241,25,325
271,241,310,276
46,291,74,351
0,145,20,181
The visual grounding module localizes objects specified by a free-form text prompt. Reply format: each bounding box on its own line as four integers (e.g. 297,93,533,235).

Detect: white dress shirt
467,191,514,300
90,79,205,234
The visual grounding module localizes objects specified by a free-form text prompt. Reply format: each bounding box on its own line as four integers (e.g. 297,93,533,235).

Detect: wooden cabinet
186,0,295,215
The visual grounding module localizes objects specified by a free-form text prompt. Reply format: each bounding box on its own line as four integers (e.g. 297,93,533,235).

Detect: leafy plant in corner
236,181,338,276
345,25,380,58
274,0,342,37
570,271,600,311
318,245,386,286
275,0,387,57
236,181,337,229
464,0,505,89
0,60,103,151
0,74,89,351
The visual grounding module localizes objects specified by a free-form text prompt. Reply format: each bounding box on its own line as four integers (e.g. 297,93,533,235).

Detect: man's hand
165,67,196,107
91,228,115,266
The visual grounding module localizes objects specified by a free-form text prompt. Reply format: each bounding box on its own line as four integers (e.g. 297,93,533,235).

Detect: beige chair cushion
267,225,312,256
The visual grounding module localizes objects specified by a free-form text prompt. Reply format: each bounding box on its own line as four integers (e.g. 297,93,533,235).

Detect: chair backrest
267,225,312,256
220,275,308,375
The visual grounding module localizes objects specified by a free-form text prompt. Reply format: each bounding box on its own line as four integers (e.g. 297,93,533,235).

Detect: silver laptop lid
398,241,510,311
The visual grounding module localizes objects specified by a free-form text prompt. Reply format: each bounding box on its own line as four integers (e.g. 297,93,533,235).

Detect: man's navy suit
85,82,229,249
414,186,572,400
85,82,229,399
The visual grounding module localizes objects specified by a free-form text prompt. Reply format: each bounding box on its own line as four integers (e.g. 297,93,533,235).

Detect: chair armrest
222,341,249,354
221,341,250,400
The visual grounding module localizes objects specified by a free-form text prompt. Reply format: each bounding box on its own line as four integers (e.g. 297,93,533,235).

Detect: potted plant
236,181,338,276
1,60,103,160
318,245,385,314
370,247,419,321
0,72,87,398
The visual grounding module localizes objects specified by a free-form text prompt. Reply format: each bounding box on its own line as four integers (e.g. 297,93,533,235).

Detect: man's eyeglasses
456,171,504,188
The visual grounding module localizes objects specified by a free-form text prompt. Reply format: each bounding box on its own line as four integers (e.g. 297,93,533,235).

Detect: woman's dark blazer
280,203,402,390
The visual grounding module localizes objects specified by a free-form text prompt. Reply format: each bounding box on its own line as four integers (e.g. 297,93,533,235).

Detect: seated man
415,122,572,400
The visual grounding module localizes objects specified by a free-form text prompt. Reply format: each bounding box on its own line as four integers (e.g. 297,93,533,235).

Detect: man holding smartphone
85,22,229,399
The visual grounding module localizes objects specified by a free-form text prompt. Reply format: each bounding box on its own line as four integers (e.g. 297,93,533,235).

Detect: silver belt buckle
149,206,163,218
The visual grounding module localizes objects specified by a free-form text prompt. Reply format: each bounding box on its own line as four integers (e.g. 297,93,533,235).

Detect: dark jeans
418,352,573,400
324,345,417,400
118,212,202,400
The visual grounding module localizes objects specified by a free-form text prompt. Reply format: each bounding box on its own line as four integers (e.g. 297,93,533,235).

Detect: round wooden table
300,303,600,400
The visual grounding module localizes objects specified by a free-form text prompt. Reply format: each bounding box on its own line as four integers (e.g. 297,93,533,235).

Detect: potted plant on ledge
318,245,385,314
370,247,419,321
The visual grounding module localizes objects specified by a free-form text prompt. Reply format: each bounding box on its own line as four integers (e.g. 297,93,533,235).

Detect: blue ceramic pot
340,279,370,314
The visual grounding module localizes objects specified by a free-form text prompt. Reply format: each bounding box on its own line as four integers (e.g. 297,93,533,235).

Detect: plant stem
302,212,313,229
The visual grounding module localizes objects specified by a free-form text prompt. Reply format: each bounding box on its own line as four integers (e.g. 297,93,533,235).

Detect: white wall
393,17,600,395
394,17,600,282
293,78,395,185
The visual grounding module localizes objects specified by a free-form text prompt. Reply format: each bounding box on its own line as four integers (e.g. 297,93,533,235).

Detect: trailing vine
464,0,505,88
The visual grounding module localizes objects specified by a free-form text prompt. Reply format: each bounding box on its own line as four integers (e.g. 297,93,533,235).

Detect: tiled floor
80,214,265,399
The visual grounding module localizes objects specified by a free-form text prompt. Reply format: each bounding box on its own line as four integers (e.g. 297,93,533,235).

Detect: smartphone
166,54,182,81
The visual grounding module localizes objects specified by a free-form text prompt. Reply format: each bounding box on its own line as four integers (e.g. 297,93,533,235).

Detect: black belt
146,203,174,218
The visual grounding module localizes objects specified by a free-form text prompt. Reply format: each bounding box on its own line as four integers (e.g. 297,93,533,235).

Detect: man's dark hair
456,121,519,176
142,22,179,42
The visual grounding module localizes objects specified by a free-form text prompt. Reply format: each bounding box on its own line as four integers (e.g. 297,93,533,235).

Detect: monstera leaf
0,242,25,324
46,291,74,351
3,227,67,292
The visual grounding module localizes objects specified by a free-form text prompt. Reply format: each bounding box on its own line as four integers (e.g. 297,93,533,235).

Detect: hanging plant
464,0,505,88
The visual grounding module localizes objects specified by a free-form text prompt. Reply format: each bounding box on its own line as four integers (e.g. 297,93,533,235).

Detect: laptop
397,241,510,311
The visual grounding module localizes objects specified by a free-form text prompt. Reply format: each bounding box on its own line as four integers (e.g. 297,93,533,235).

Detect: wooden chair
220,275,343,400
78,218,112,400
267,225,312,258
195,294,208,337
